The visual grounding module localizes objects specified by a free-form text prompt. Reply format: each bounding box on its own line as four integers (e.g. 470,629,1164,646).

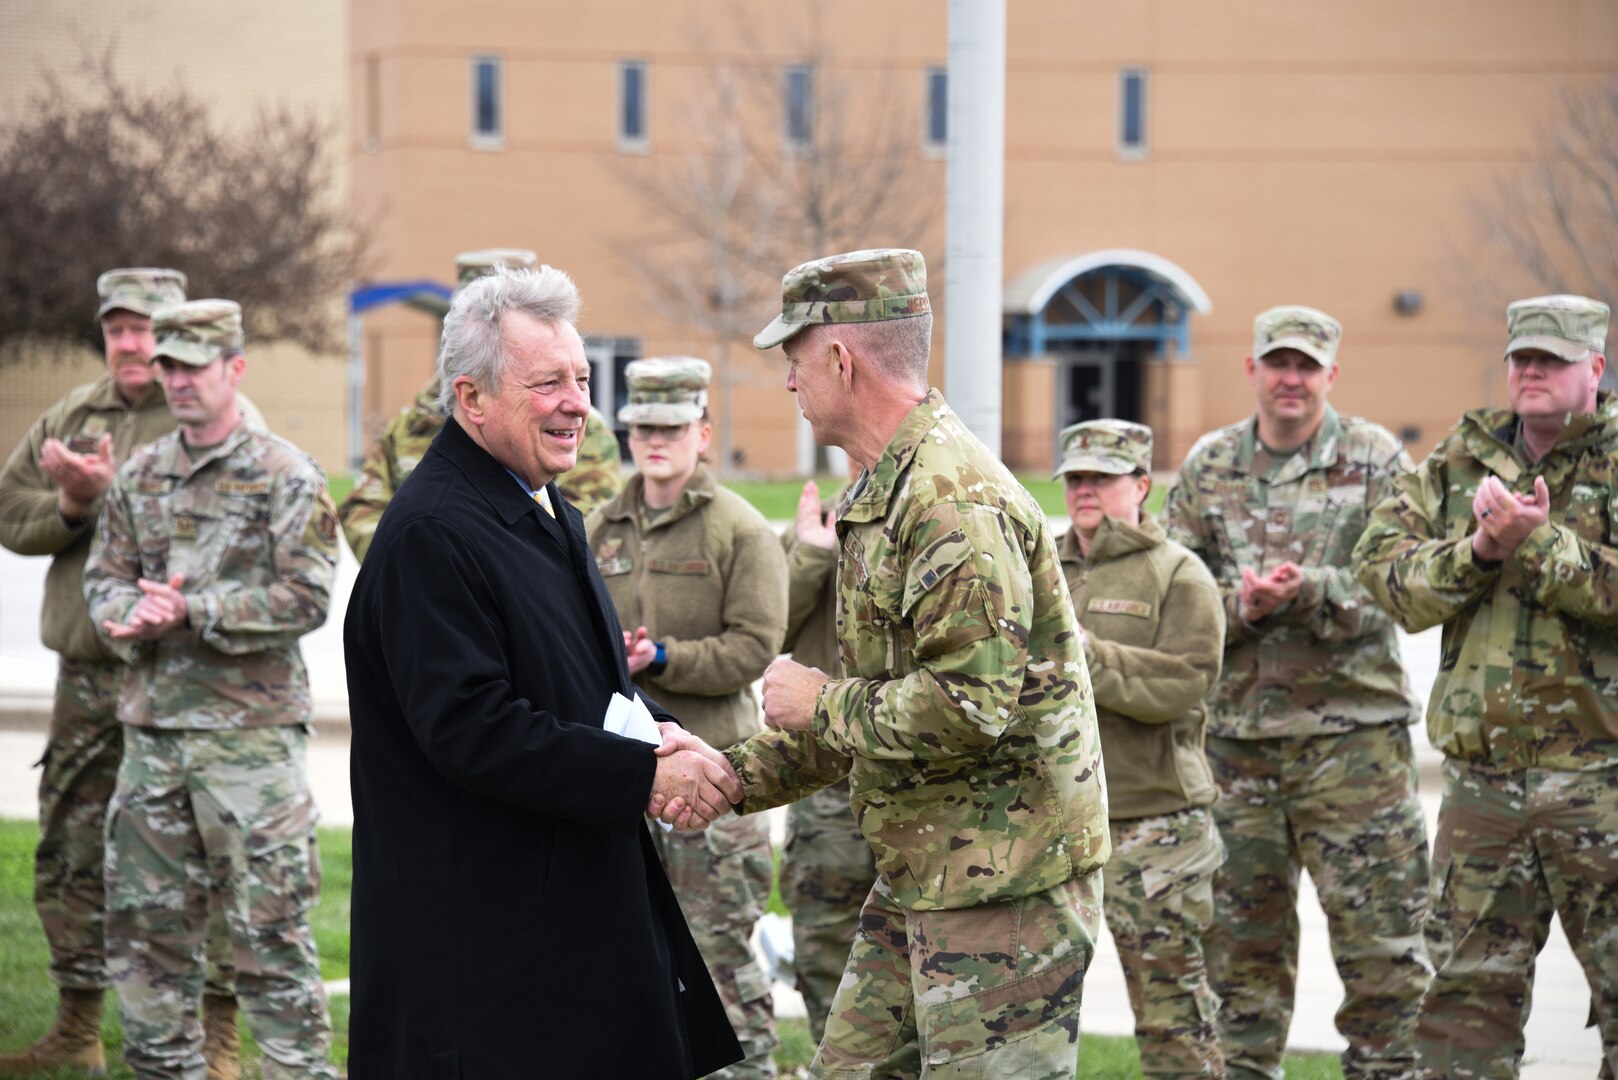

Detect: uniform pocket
246,790,321,925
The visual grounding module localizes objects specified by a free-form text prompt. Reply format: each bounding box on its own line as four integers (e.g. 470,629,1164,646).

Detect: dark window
785,65,813,147
926,67,947,147
1119,68,1147,155
473,56,501,144
620,61,646,145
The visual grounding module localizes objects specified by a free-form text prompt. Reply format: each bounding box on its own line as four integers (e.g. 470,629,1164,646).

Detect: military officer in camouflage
1354,295,1618,1078
776,460,878,1046
0,270,250,1078
1164,306,1432,1080
339,248,622,560
587,357,789,1080
1056,420,1227,1077
84,300,340,1079
721,249,1110,1078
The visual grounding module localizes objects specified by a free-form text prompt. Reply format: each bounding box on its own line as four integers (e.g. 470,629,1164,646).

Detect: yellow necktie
534,489,555,518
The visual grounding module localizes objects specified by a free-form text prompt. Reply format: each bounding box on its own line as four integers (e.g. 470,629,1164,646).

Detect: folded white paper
604,692,672,831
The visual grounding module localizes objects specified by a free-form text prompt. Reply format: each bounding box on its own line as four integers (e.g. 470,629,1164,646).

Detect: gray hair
437,266,583,413
804,313,933,389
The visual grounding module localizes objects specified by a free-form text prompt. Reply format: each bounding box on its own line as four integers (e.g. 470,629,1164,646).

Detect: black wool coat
343,417,741,1080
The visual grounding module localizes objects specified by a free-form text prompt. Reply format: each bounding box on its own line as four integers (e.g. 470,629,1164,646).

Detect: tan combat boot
202,993,242,1080
0,987,107,1075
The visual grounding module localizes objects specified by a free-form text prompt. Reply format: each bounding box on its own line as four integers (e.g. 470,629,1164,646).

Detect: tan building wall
350,0,1616,477
0,0,350,475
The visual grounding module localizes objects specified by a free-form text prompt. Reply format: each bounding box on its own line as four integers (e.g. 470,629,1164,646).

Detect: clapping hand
1239,562,1304,623
1471,475,1549,562
41,434,115,519
623,626,657,674
102,573,187,641
795,481,837,551
760,656,829,732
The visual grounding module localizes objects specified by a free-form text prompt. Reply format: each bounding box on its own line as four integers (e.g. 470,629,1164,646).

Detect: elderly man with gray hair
343,265,743,1079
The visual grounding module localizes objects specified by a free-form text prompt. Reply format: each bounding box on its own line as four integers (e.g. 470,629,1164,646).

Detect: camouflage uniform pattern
1053,418,1153,477
107,725,334,1079
0,266,257,1000
1165,406,1432,1079
85,422,337,730
726,389,1108,1075
1251,305,1343,368
652,815,779,1080
811,873,1100,1079
84,414,337,1077
753,247,932,350
616,356,710,425
1353,390,1618,1075
1102,808,1225,1078
339,377,620,560
778,490,877,1045
1499,293,1608,363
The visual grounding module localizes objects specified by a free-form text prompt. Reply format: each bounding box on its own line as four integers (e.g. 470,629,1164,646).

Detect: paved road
0,543,1604,1073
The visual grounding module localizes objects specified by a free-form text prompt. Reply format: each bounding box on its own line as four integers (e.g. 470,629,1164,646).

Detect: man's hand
650,745,739,830
1472,475,1549,560
761,656,829,732
41,435,115,519
102,573,187,641
1239,563,1303,623
623,626,657,675
794,480,837,551
646,722,743,829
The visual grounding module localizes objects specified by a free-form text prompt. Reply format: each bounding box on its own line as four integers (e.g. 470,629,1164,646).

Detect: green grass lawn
1,818,1342,1078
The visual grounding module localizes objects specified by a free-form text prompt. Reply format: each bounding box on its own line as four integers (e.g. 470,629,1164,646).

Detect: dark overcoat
344,417,741,1080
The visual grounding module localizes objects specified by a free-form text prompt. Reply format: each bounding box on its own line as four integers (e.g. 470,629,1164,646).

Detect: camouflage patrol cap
151,300,244,367
1253,305,1342,368
96,268,188,320
618,357,711,425
455,248,538,289
1504,294,1609,363
1053,420,1153,479
754,248,930,350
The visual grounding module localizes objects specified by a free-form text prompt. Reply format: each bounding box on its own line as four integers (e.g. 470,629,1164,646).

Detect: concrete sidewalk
0,544,1605,1074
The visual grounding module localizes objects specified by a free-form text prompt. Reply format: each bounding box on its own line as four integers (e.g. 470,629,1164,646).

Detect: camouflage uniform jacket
726,390,1110,912
1353,393,1618,771
340,375,621,560
1164,406,1419,739
84,421,337,730
586,466,788,750
1059,512,1223,820
0,373,264,663
782,493,844,677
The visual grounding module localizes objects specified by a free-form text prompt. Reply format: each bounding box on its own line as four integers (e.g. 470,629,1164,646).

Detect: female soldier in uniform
1056,419,1228,1078
587,358,789,1080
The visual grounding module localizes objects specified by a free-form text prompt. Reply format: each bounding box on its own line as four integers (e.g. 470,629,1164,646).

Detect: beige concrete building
350,0,1618,476
0,0,350,474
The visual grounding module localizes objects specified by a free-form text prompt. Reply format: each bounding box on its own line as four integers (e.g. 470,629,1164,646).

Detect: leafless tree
611,17,943,473
0,48,368,362
1460,80,1618,353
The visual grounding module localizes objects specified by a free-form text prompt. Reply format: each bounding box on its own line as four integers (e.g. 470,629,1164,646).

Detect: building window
785,64,813,148
471,55,503,149
619,61,647,150
924,66,947,152
1118,68,1148,158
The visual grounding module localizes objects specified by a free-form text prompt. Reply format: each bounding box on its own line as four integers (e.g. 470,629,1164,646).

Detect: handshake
646,722,742,832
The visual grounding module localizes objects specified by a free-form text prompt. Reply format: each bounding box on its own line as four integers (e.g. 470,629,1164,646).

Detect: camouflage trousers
1207,726,1432,1080
654,810,778,1079
781,779,877,1046
1103,807,1226,1078
106,725,335,1080
35,659,234,997
1415,759,1618,1079
810,871,1101,1079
